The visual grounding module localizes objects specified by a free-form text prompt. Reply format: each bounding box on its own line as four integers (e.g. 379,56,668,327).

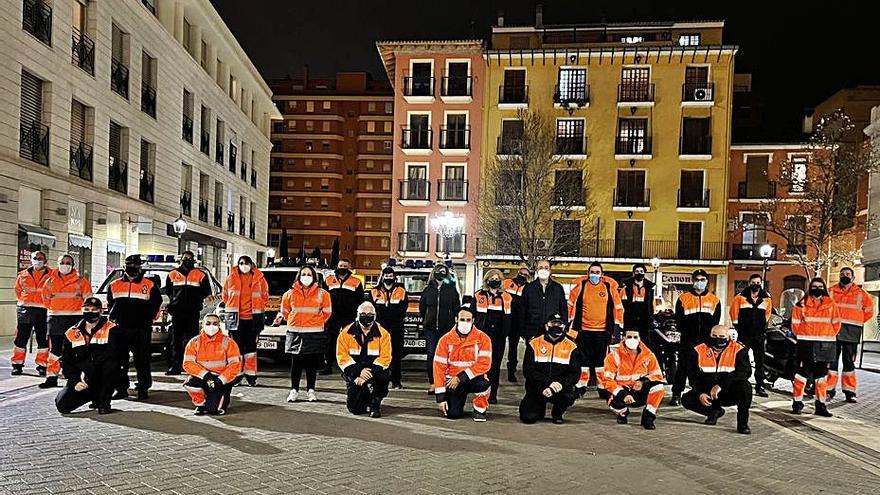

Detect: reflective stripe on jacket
107,274,162,327
791,296,841,342
729,289,772,335
336,322,392,374
166,268,210,313
223,267,268,314
42,269,92,316
433,326,492,402
830,284,873,327
601,342,663,395
16,267,53,308
183,332,242,384
674,290,721,343
280,282,332,333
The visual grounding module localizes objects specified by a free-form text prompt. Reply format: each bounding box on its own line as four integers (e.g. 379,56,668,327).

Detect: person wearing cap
11,250,52,377
164,251,211,375
368,266,408,389
502,266,530,382
433,305,492,422
223,255,269,386
55,297,119,415
107,254,162,400
473,269,513,404
602,329,665,430
336,302,392,418
519,313,580,424
420,264,461,393
40,254,92,389
182,313,242,416
619,263,657,351
670,269,721,406
321,258,365,375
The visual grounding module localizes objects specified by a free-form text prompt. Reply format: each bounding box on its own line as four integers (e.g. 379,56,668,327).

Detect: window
556,68,587,103
229,75,238,100
444,61,470,96
384,102,392,114
405,114,430,148
553,220,581,256
680,117,711,155
71,0,94,75
790,156,808,193
741,213,769,246
742,155,772,198
200,105,211,154
200,40,208,71
679,34,701,46
19,70,48,165
215,59,224,88
615,170,647,207
141,52,157,118
443,114,468,149
23,0,53,45
621,36,644,44
108,121,127,193
323,121,331,132
501,69,527,103
407,62,433,97
499,120,524,154
138,140,155,203
679,170,707,207
554,170,584,206
616,118,649,154
496,170,523,206
384,122,392,133
183,18,193,55
404,216,428,251
678,222,702,259
615,221,644,258
306,101,314,113
182,89,194,143
111,24,129,98
786,216,807,255
367,142,375,152
556,119,585,155
383,141,392,150
69,99,92,181
619,67,651,101
440,165,467,201
141,0,157,15
322,101,331,111
368,102,376,112
367,121,375,133
403,165,428,200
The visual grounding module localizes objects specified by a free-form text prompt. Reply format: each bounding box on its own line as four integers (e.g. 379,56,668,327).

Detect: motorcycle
763,288,804,388
652,309,681,382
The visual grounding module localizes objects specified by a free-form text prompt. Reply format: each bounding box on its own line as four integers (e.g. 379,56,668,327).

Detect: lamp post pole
651,256,662,302
760,243,774,291
172,214,188,254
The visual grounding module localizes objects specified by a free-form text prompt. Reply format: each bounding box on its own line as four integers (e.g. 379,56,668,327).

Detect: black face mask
358,314,375,327
750,283,762,292
336,268,351,278
488,279,502,290
840,276,852,285
83,312,101,323
710,337,729,349
514,274,527,285
633,273,645,282
435,272,448,282
125,266,140,277
546,325,565,341
810,288,826,298
182,259,195,269
383,277,394,286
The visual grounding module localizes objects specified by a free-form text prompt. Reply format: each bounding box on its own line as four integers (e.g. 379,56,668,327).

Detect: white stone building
0,0,280,335
863,105,880,340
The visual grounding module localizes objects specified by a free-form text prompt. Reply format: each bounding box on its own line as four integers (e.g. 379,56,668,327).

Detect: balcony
108,158,127,194
439,126,470,155
182,115,193,143
180,190,192,217
402,76,435,103
679,134,712,159
475,237,728,261
139,170,154,203
732,243,778,261
498,84,528,109
19,120,49,165
437,179,468,204
618,83,655,106
682,82,715,106
23,0,52,46
614,136,653,159
250,220,256,240
111,58,129,99
227,212,235,233
239,217,246,236
200,130,210,155
441,76,472,103
213,205,223,228
554,84,590,109
555,136,587,158
496,136,523,157
552,184,585,210
436,233,467,257
141,83,156,118
400,127,432,155
737,181,777,199
69,142,93,181
677,189,711,212
251,169,257,188
398,232,429,254
215,142,224,165
198,198,209,222
398,179,430,205
229,143,237,173
613,187,650,211
71,28,94,75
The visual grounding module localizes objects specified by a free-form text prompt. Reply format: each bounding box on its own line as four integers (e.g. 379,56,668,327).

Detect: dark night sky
210,0,879,141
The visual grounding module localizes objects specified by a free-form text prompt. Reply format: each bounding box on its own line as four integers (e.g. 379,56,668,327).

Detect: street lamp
172,214,188,253
650,257,662,302
266,248,276,266
760,243,774,290
431,209,465,262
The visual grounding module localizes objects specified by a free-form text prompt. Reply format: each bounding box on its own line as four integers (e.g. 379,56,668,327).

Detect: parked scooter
763,288,804,388
652,309,681,382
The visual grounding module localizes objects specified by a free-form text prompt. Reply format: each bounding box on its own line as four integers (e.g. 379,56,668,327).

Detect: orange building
268,71,394,276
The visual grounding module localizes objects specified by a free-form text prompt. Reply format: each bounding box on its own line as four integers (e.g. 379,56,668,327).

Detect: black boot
826,388,836,401
112,389,129,400
507,370,518,383
704,408,725,425
36,365,46,377
844,392,858,403
245,376,257,387
754,386,768,398
669,393,681,406
791,400,804,415
814,401,833,417
616,412,628,425
37,377,58,389
165,368,181,376
641,412,656,430
369,401,382,418
11,364,23,376
136,388,149,401
737,424,751,435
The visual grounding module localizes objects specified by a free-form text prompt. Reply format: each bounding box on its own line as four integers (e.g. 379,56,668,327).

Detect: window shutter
70,101,86,145
20,71,43,126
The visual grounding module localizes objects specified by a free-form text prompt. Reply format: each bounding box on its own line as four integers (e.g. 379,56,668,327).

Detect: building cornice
484,45,737,66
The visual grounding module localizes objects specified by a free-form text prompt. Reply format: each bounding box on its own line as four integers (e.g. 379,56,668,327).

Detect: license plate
404,339,426,348
256,339,278,350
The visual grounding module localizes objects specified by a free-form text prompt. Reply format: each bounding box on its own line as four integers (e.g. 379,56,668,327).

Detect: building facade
863,106,880,340
0,0,279,335
268,72,393,278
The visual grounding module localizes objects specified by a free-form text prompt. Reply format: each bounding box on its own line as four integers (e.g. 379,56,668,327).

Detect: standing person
39,254,92,389
275,266,332,403
827,267,874,403
164,251,211,375
568,262,624,399
519,260,568,341
433,305,493,422
420,263,460,393
222,255,268,386
619,263,656,351
473,269,513,404
182,313,242,416
55,297,119,415
107,255,161,400
369,266,408,389
11,251,52,376
682,325,753,434
729,274,772,397
336,302,392,418
670,269,721,405
790,278,841,417
601,329,665,430
519,314,580,424
321,259,364,375
503,266,530,383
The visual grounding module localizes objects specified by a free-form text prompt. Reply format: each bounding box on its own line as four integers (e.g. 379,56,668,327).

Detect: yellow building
479,19,737,306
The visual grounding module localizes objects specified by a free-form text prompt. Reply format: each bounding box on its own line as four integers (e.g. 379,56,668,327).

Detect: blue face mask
694,280,708,291
589,274,601,285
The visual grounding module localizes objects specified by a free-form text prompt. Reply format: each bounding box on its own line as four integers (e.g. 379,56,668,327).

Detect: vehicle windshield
264,270,299,296
396,272,429,294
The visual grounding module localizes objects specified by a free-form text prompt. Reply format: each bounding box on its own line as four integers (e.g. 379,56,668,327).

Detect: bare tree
478,109,596,269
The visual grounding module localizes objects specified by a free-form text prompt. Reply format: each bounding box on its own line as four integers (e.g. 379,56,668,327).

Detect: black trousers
672,340,698,395
116,326,152,392
169,312,200,371
446,376,491,419
486,325,507,400
230,318,259,359
519,389,575,423
387,324,404,384
738,332,766,387
184,376,233,413
682,379,752,428
507,325,521,374
324,322,347,370
345,370,390,415
425,328,441,385
575,331,610,387
290,353,323,390
829,341,858,374
13,319,48,357
55,362,116,413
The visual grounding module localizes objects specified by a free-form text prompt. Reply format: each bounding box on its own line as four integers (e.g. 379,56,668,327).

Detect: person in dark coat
519,260,568,340
419,263,460,392
620,263,657,350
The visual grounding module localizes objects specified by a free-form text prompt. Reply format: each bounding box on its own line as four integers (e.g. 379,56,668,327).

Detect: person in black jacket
519,314,580,424
620,263,657,350
419,263,460,392
164,251,211,375
474,269,513,404
322,259,365,375
728,274,772,397
369,266,408,388
682,325,753,434
670,269,722,405
519,260,568,340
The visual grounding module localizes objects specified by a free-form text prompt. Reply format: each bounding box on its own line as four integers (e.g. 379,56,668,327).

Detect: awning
18,224,56,247
68,233,92,249
106,240,126,254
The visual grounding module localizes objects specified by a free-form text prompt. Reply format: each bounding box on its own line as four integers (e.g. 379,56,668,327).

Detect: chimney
535,4,543,27
803,108,815,134
497,10,504,27
303,64,310,88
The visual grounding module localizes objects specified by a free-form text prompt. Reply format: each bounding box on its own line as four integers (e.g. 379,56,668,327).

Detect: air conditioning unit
693,88,713,101
726,219,738,232
536,239,552,251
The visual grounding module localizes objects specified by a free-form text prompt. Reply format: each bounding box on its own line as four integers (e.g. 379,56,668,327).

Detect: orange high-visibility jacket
433,326,492,400
183,331,242,384
16,267,53,308
791,296,841,342
601,342,664,395
568,275,624,331
41,269,92,316
475,290,513,315
280,282,332,333
336,322,392,374
830,284,874,327
223,266,268,315
502,278,526,298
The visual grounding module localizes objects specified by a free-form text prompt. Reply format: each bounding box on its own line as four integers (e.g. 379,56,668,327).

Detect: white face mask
58,264,73,275
624,338,640,350
300,275,313,287
32,259,45,269
457,321,473,334
238,264,252,274
537,269,550,281
203,324,221,336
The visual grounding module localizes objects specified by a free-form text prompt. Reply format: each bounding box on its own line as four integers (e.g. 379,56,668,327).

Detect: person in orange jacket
728,273,773,397
11,250,52,376
670,269,721,405
790,277,841,417
275,265,332,403
222,255,268,386
827,267,874,402
602,329,665,430
40,254,92,389
473,269,514,404
568,262,624,399
433,305,493,422
182,313,242,416
337,302,392,418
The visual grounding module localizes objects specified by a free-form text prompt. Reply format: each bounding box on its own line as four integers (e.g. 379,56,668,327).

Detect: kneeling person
602,329,665,430
337,302,392,418
519,314,580,424
434,306,493,422
55,297,118,415
682,325,753,434
183,314,242,415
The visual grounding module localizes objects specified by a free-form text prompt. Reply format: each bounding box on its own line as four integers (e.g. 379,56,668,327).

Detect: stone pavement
1,349,880,495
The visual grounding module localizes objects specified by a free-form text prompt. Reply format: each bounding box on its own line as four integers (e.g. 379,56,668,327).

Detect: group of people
11,251,874,430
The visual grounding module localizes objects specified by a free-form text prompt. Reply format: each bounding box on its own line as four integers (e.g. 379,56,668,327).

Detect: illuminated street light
760,243,774,290
431,209,465,261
